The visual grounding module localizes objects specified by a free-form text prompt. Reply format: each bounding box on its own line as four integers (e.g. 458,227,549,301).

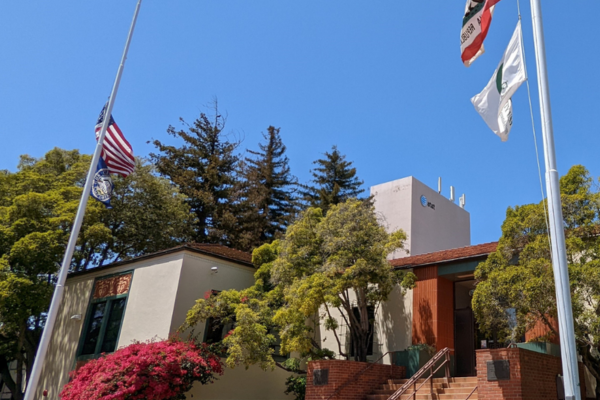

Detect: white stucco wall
318,286,413,365
118,253,184,346
35,277,94,399
169,251,257,335
371,176,470,257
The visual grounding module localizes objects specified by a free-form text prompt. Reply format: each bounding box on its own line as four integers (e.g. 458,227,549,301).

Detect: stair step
366,395,478,400
370,376,478,400
390,377,477,384
375,386,477,395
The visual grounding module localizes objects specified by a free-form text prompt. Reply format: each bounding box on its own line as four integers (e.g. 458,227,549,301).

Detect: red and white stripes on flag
461,0,502,67
95,106,135,177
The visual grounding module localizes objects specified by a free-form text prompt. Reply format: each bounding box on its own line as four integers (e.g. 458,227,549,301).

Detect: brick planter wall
476,347,585,400
305,360,406,400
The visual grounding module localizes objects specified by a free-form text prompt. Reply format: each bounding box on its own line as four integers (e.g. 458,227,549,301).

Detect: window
204,317,234,344
349,306,375,357
77,272,132,360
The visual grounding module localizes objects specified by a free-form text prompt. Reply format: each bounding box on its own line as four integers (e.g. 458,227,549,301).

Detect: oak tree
472,165,600,397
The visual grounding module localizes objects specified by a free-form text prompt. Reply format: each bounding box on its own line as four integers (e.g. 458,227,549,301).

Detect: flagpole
528,1,581,399
23,1,143,399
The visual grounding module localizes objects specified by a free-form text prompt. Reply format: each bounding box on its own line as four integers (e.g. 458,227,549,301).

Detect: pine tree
238,126,297,249
150,107,239,245
300,146,364,213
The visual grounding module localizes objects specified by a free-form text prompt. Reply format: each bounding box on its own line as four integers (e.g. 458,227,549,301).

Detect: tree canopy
184,198,416,373
151,108,240,246
300,146,364,213
0,148,192,400
472,165,600,395
237,126,298,250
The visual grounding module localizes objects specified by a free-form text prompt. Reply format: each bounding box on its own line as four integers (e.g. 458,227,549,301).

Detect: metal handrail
325,351,393,400
465,385,478,399
387,347,454,400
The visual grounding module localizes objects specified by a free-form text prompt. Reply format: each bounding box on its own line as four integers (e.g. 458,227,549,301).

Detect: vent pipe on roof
459,194,466,208
438,177,442,194
450,186,455,202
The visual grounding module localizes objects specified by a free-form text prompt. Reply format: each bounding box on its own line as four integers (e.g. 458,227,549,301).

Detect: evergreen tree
300,146,364,213
150,108,239,245
238,126,297,249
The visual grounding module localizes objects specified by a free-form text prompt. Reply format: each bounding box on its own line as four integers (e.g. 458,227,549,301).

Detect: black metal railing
387,347,453,400
465,385,478,399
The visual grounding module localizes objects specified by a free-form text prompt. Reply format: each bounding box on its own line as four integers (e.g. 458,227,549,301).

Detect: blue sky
1,1,598,246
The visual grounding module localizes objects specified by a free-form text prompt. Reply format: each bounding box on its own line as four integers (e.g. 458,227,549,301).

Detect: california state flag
471,22,526,142
461,0,502,66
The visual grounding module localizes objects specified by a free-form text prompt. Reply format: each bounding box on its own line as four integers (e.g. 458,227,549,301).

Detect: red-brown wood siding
525,316,560,344
412,266,455,351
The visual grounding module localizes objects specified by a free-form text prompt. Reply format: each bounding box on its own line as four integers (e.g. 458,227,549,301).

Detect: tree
237,126,298,250
60,338,222,400
300,146,364,213
184,198,416,374
472,165,600,398
83,160,194,269
0,148,192,400
150,106,240,246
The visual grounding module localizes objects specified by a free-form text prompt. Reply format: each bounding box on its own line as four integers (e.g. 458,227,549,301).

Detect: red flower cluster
60,339,222,400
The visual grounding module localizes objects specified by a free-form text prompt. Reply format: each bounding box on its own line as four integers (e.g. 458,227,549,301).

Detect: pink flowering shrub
60,338,223,400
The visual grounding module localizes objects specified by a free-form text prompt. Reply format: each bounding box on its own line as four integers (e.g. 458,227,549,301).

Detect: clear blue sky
1,1,598,246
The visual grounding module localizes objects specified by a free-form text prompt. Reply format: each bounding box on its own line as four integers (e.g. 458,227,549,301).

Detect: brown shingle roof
390,241,498,268
184,243,253,265
68,243,253,278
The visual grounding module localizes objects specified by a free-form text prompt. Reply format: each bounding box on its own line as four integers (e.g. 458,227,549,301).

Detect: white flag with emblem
471,21,526,141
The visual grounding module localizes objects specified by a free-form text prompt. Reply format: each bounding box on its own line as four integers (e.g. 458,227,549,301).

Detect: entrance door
454,308,475,376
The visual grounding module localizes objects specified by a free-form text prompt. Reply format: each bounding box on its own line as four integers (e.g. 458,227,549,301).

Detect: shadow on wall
416,300,435,348
380,286,412,362
39,280,92,399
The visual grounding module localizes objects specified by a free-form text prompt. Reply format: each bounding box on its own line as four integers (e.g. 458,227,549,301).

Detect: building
32,244,292,400
23,175,596,399
370,176,470,258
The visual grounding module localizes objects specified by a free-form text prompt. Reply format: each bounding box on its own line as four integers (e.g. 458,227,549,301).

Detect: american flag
95,105,135,177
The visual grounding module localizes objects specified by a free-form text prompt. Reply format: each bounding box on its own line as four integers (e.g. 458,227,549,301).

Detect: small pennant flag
471,21,526,142
461,0,502,67
90,157,114,209
95,105,135,177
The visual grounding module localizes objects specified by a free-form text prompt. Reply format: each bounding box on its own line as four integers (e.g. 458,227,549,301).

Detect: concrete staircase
366,376,478,400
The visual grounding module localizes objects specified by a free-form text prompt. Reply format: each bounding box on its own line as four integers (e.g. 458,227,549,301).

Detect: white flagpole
529,1,581,399
23,1,143,399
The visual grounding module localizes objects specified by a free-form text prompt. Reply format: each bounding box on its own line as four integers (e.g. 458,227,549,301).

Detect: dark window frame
76,271,133,362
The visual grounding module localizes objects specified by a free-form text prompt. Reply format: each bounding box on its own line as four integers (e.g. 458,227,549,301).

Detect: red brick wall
476,348,585,400
305,360,406,400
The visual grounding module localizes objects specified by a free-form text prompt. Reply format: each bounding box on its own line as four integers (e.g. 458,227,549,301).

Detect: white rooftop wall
370,176,470,258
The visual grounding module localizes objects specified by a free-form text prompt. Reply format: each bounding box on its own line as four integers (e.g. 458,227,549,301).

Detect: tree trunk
0,356,18,400
580,346,600,400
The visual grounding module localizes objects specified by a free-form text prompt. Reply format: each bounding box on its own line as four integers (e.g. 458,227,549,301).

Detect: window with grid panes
77,272,132,361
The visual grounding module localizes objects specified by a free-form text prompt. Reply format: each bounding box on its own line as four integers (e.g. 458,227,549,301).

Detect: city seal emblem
91,158,113,208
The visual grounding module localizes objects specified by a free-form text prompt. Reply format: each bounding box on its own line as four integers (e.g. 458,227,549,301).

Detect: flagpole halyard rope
518,0,553,254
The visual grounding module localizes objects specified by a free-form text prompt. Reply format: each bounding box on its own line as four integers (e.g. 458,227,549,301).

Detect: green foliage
407,343,436,356
236,126,298,250
284,375,306,400
300,146,364,213
185,198,415,375
150,105,240,246
472,165,600,390
0,148,192,400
